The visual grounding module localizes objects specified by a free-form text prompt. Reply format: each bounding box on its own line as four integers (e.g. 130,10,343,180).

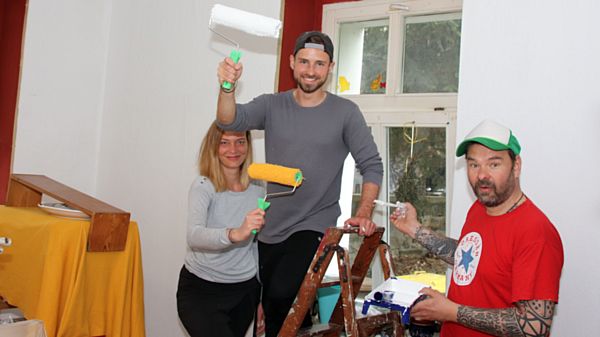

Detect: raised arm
390,202,457,265
216,57,243,125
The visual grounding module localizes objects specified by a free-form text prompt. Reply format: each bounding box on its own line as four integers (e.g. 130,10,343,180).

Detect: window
323,0,462,281
336,19,389,95
387,125,448,276
402,13,462,94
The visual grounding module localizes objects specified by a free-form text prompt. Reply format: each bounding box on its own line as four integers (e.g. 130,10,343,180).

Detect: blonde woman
177,121,265,337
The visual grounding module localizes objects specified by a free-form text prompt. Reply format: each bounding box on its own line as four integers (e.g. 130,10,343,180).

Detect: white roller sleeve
209,4,282,38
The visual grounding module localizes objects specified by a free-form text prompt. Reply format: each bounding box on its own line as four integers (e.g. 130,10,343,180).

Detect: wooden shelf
6,174,130,252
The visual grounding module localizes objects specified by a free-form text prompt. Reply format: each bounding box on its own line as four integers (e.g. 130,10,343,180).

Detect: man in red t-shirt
391,120,563,337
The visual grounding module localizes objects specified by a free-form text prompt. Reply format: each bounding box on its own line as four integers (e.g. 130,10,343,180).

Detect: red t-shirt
441,199,564,337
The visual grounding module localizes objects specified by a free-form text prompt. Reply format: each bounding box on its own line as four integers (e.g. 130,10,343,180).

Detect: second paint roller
248,163,303,211
208,4,282,90
248,163,303,235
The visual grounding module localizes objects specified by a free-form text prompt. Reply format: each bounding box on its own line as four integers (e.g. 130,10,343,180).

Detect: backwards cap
294,31,334,61
456,120,521,157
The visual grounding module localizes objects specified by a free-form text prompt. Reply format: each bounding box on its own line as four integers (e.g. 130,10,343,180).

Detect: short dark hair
508,149,517,163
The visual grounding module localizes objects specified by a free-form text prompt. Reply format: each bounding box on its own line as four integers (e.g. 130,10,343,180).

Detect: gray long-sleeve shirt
218,90,383,244
184,176,264,283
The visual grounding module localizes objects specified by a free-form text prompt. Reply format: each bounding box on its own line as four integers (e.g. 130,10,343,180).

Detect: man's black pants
258,230,323,337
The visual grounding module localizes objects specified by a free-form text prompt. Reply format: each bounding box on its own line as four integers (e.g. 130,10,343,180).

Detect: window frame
323,0,462,243
323,0,463,101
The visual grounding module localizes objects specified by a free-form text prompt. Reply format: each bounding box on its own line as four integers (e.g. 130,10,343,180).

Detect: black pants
177,266,260,337
258,231,323,337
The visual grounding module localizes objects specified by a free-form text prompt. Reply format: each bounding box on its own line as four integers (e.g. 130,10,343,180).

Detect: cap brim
456,137,511,157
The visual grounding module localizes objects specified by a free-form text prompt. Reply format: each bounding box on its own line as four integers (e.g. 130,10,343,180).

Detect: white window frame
323,0,462,243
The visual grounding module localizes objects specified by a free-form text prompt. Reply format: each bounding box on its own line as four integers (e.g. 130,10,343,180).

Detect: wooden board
6,174,130,252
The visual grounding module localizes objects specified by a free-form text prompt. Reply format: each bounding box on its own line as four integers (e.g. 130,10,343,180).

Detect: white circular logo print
453,232,483,286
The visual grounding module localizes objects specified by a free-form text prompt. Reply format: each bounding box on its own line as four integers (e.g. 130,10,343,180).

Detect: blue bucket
316,285,341,323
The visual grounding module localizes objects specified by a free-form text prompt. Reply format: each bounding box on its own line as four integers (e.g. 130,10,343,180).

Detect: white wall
13,0,111,193
13,0,280,336
455,0,600,335
96,1,279,336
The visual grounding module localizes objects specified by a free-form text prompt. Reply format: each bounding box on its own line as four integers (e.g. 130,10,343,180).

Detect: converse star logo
453,232,482,286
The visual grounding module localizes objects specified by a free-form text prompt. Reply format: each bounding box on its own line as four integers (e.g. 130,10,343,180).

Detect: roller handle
251,198,270,235
222,50,242,90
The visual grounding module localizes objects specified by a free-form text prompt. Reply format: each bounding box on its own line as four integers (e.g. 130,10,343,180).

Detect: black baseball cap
293,31,334,61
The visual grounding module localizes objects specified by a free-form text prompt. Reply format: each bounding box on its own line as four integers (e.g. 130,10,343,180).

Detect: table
0,206,145,337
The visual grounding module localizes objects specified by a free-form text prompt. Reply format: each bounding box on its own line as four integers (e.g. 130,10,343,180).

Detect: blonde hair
198,121,253,192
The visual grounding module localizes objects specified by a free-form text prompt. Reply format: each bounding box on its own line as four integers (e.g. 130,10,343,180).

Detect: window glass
336,19,389,95
387,126,447,275
348,125,448,278
402,13,462,93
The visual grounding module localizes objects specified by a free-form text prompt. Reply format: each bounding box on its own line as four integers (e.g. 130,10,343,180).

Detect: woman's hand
229,208,265,243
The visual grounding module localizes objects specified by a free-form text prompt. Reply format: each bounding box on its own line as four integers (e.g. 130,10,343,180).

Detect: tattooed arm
411,288,555,337
457,300,555,337
390,202,457,265
415,225,457,265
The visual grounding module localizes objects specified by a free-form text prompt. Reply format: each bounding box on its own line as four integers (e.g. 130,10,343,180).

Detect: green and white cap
456,120,521,157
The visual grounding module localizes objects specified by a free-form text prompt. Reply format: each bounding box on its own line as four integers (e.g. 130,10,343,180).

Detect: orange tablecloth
0,206,145,337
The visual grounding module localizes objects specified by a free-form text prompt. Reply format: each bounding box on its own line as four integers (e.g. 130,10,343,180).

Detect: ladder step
356,312,402,336
296,323,343,337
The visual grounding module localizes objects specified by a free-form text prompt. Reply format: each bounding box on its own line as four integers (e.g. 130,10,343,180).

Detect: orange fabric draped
0,206,145,337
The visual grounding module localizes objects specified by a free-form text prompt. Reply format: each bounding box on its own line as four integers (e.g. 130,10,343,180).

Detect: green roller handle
252,197,270,235
222,49,242,90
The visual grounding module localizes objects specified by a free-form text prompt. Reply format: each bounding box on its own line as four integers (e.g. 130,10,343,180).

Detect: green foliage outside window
389,126,447,275
403,15,462,93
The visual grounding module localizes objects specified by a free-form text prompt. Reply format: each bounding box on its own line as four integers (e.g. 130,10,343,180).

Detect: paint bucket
316,285,341,323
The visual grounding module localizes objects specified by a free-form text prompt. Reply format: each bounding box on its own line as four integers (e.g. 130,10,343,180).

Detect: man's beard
295,74,328,94
471,171,516,208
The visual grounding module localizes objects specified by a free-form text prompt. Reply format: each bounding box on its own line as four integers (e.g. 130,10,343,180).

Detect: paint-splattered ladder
279,227,404,337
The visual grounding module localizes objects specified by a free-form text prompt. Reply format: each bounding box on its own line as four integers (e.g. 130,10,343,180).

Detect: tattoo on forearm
415,226,457,265
457,305,523,337
456,300,555,337
516,300,554,337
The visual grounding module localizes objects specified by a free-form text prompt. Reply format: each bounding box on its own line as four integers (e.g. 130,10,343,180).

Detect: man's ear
289,54,295,70
514,155,522,179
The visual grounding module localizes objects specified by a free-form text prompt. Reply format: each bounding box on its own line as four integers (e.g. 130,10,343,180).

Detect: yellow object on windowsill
398,271,446,294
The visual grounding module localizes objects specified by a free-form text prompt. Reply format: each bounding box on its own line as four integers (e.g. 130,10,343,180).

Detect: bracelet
220,83,236,93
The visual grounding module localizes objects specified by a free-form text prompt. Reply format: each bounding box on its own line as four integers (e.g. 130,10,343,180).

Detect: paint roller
248,163,304,211
248,163,303,235
209,4,282,90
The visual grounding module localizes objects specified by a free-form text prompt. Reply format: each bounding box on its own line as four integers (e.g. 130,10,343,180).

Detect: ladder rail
278,227,404,337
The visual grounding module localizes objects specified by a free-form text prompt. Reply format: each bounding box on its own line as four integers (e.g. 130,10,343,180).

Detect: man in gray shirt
216,31,383,336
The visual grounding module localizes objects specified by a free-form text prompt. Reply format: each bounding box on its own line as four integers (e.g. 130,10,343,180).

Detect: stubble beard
295,74,328,94
472,171,516,208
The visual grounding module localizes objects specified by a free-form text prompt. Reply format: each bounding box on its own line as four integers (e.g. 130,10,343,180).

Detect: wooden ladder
278,227,404,337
